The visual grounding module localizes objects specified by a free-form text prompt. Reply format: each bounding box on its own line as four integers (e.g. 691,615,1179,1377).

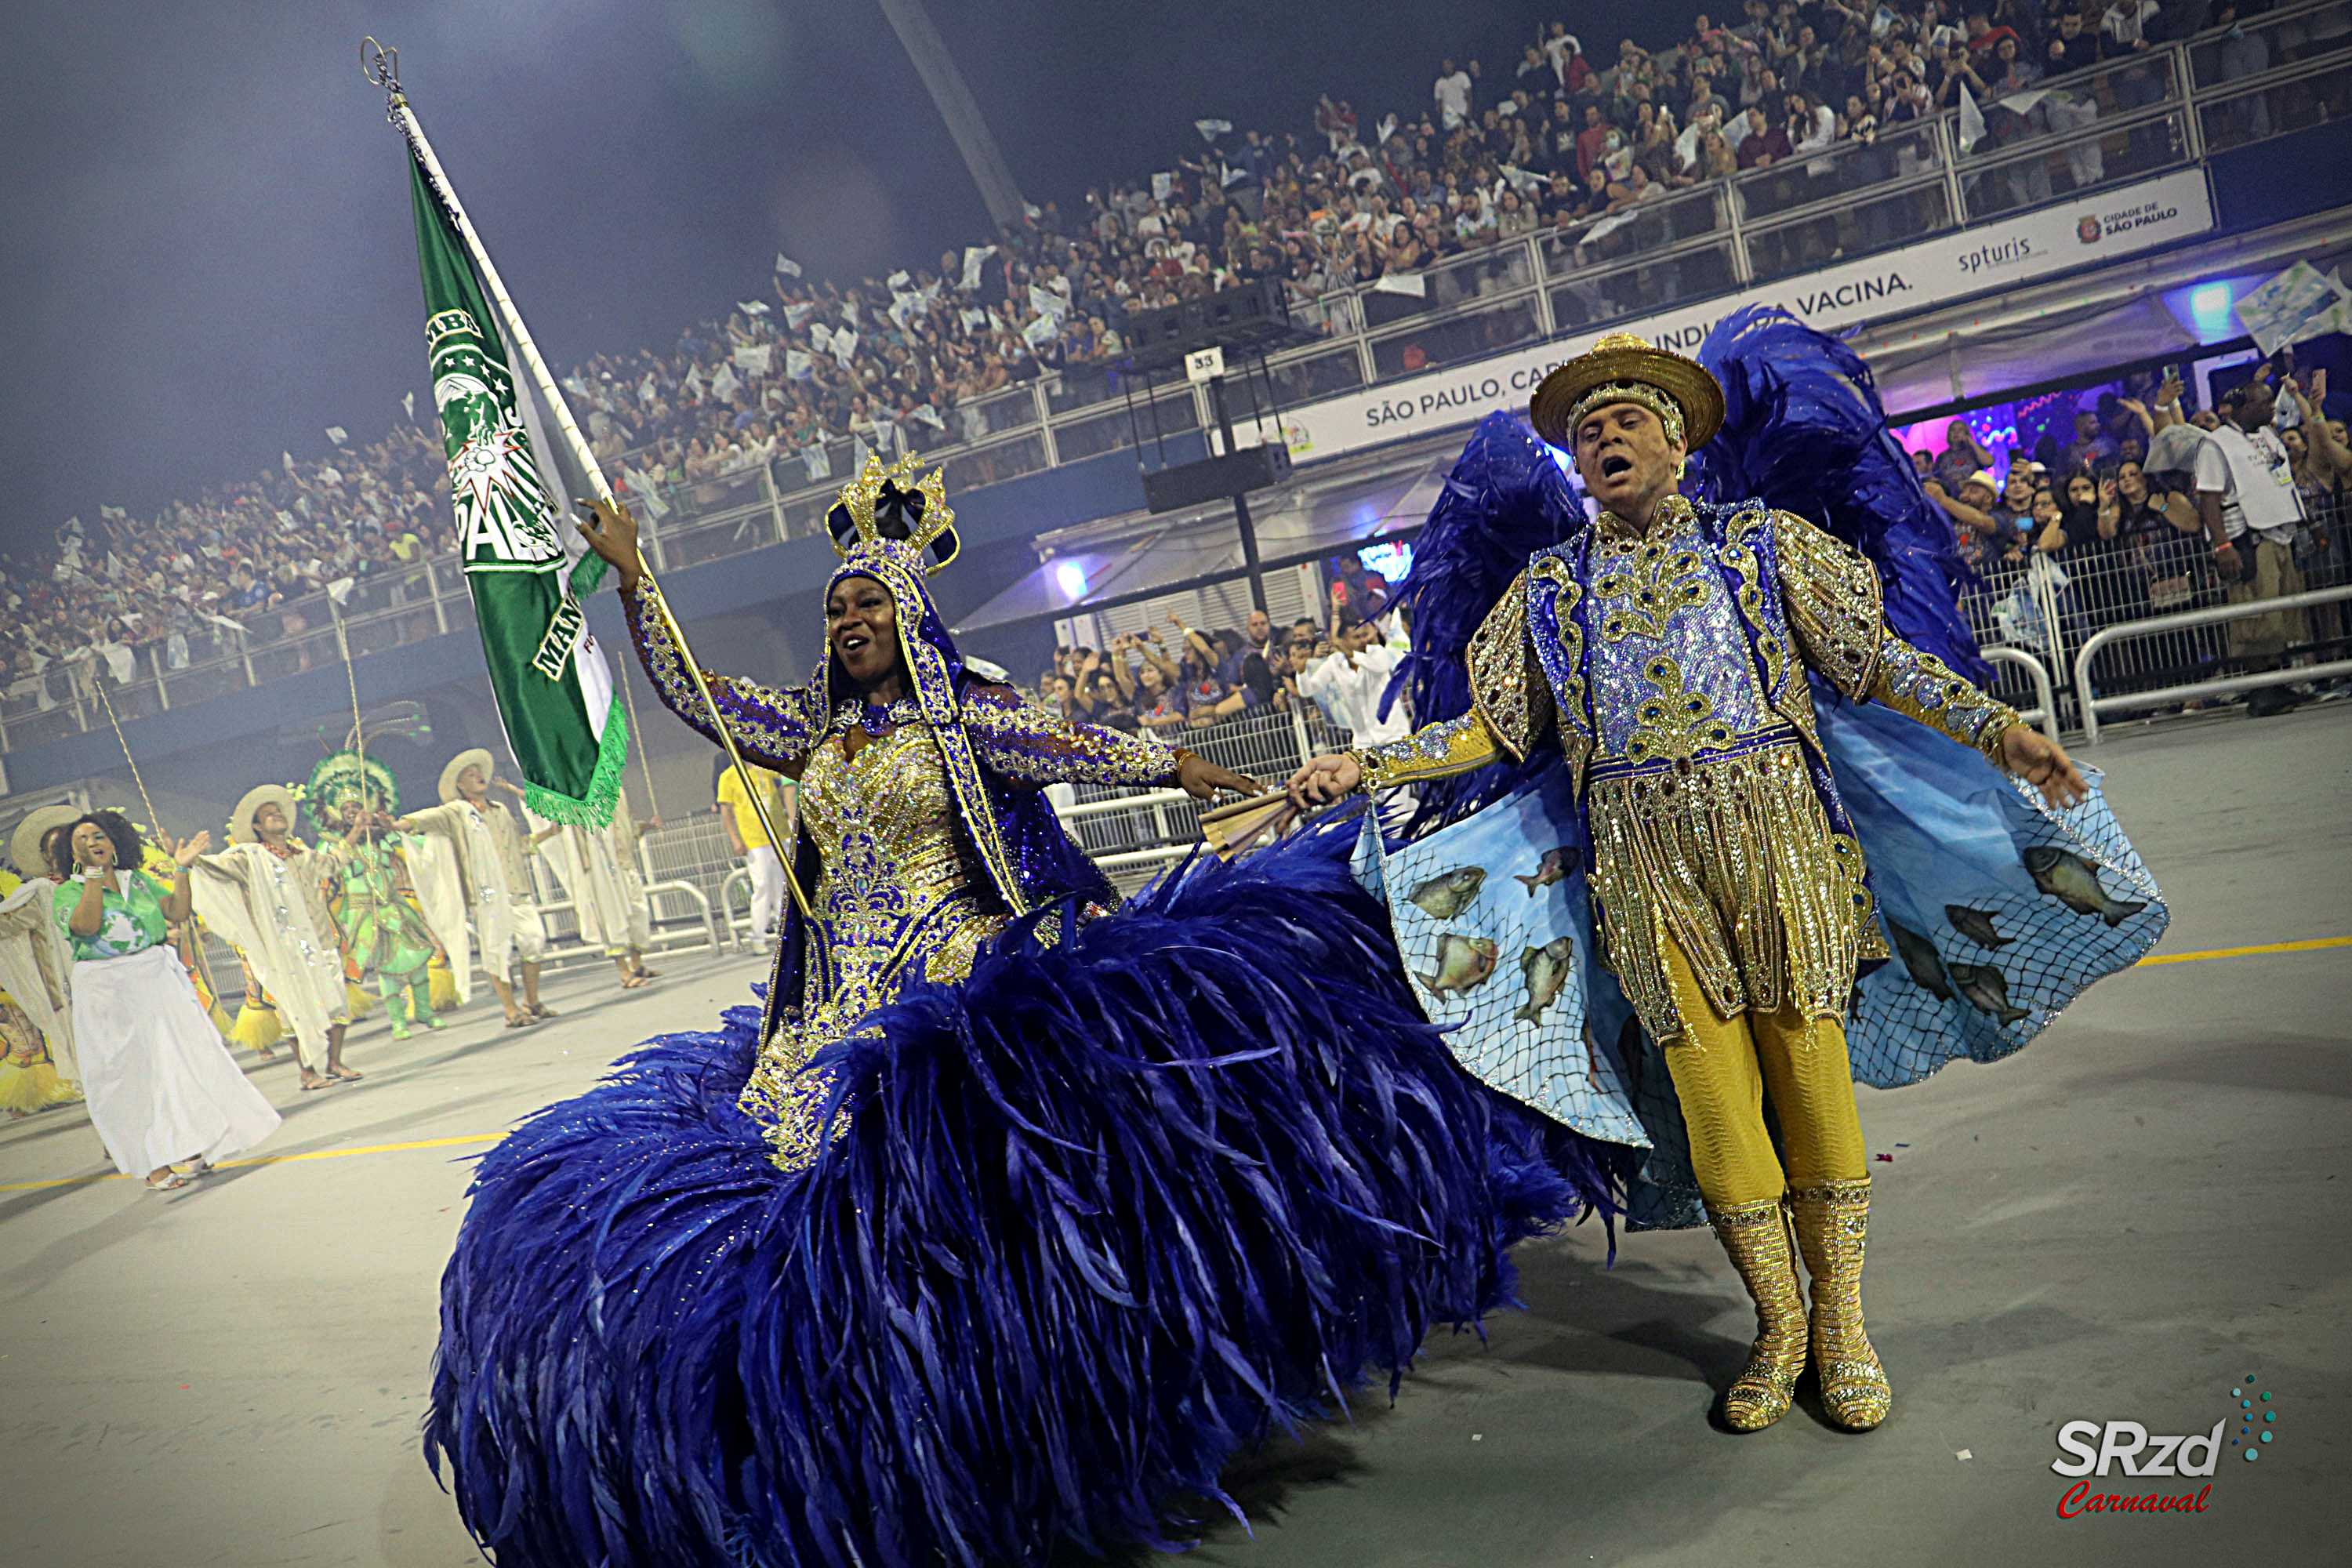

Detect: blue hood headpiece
800,454,1108,939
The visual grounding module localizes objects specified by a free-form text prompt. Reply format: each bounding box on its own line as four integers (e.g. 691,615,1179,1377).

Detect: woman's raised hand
574,495,644,592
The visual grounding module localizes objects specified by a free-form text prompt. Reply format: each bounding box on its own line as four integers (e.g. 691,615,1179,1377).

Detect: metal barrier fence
1059,706,1351,848
1956,488,2350,735
2075,584,2352,741
9,2,2347,757
1059,492,2352,870
177,814,739,1010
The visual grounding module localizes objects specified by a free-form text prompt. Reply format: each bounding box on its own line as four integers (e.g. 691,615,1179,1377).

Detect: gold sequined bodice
1588,520,1777,767
802,723,984,982
738,720,1007,1166
1574,537,1844,1039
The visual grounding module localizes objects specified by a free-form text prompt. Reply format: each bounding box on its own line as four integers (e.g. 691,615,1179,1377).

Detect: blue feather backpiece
1381,308,1989,786
1688,307,1990,684
1378,413,1584,833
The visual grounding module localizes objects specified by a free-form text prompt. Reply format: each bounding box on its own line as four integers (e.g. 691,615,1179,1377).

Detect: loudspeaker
1141,441,1293,514
1121,278,1303,372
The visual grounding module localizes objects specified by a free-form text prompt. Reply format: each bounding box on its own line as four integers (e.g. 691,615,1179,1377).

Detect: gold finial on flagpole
361,37,403,115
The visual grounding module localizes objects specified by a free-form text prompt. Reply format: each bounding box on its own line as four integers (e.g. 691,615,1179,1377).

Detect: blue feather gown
427,559,1621,1566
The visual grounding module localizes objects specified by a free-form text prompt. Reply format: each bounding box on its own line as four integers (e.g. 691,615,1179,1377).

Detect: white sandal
145,1172,191,1192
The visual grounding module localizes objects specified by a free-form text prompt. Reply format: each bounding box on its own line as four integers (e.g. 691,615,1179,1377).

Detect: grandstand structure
4,1,2349,877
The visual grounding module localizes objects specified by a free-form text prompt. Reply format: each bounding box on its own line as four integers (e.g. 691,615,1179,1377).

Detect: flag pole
362,40,804,934
90,677,229,1012
325,593,372,823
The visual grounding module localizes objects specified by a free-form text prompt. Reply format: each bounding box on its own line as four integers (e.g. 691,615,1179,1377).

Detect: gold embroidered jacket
1356,496,2021,1042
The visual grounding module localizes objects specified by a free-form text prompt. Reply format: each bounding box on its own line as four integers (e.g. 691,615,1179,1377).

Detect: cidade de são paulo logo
2050,1373,2282,1518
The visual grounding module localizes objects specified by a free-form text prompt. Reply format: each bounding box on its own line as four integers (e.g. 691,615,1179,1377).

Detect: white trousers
745,845,785,944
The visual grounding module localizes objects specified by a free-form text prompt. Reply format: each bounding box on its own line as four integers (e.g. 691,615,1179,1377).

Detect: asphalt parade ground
2,705,2344,1567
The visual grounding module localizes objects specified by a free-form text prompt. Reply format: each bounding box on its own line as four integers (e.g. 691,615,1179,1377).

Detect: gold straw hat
1529,331,1726,451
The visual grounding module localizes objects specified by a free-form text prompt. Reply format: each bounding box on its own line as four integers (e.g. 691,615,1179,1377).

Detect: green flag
407,150,626,828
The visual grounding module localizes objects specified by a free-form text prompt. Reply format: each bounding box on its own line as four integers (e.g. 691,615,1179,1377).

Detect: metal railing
6,4,2347,757
1983,646,2060,742
1956,485,2351,731
158,534,2352,1001
430,835,729,983
2074,585,2352,742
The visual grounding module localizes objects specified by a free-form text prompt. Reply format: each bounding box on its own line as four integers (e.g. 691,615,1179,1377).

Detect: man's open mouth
1600,453,1634,479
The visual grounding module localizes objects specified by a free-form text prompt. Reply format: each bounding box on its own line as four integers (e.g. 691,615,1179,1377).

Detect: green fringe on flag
521,699,628,829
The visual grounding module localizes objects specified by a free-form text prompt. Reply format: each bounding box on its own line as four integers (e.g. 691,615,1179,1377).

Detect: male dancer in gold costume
1291,334,2089,1433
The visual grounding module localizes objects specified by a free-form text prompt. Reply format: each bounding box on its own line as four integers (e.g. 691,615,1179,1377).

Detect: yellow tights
1657,935,1868,1208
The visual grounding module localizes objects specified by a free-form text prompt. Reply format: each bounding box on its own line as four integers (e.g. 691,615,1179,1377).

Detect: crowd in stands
1037,336,2351,741
1032,557,1414,746
2,425,446,709
1915,354,2349,696
574,0,2268,496
5,0,2309,714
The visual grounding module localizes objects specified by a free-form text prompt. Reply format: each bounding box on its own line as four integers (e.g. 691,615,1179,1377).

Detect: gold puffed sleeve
1770,510,1887,701
1351,570,1554,791
1772,510,2020,758
1465,568,1555,761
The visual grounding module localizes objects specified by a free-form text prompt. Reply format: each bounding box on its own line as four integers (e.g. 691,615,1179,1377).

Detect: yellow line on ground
2136,935,2352,967
0,1132,500,1194
2,938,2342,1196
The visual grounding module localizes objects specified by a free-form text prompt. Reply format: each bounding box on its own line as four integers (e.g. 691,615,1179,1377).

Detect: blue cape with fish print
1354,700,2167,1229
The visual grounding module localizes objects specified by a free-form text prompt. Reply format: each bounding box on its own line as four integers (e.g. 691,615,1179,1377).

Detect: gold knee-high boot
1709,1196,1808,1432
1791,1178,1892,1431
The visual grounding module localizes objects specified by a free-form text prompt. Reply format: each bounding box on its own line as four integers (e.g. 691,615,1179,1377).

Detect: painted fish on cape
1514,847,1573,896
1419,934,1501,996
1409,866,1488,920
1885,919,1954,1001
1515,935,1574,1023
2023,847,2147,927
1944,904,2012,949
1948,961,2030,1026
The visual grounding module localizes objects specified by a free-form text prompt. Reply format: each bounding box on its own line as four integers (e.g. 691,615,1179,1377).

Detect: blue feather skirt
426,830,1621,1566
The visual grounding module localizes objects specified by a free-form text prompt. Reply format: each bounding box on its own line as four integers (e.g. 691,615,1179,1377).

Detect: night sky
2,0,1653,551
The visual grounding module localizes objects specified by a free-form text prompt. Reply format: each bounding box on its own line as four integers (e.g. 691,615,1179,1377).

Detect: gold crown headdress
826,452,960,576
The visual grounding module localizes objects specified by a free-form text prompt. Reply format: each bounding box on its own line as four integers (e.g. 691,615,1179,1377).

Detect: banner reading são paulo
407,151,628,828
1260,167,2215,466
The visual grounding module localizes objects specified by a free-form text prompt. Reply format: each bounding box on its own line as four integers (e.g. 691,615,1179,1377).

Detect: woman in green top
53,811,280,1191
